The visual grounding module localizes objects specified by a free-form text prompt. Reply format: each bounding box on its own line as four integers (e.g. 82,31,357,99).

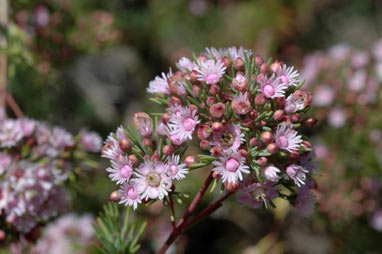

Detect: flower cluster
104,46,317,215
10,214,94,254
301,41,382,129
0,112,102,235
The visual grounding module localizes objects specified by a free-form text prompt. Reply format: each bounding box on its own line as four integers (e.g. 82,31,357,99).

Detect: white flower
196,59,226,85
167,155,188,180
212,151,250,184
147,69,173,95
275,123,302,152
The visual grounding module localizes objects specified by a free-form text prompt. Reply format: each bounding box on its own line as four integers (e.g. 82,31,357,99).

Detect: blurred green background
2,0,382,253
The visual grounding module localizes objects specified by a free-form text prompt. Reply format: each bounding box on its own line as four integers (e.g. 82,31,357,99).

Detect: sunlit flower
106,155,134,185
168,106,200,141
196,59,226,85
212,151,249,184
275,123,302,152
211,123,244,152
167,154,188,180
258,75,288,98
277,64,300,87
147,69,173,95
119,183,142,210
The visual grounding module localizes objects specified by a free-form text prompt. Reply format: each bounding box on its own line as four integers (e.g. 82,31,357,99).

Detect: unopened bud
288,150,300,161
0,230,5,241
198,125,211,139
198,54,207,62
184,156,197,167
133,112,153,137
267,143,278,154
261,131,274,144
232,72,248,91
209,84,220,96
206,96,216,106
260,63,268,74
303,141,312,149
273,110,284,121
242,118,254,127
211,146,222,157
212,122,223,132
250,137,258,146
249,109,258,120
212,171,222,179
169,96,182,106
193,85,201,96
275,97,286,106
259,120,267,127
163,145,174,156
232,96,251,115
270,62,280,73
119,139,132,152
142,138,152,148
190,70,198,82
110,191,120,202
235,57,245,70
304,118,317,128
255,94,266,105
161,113,171,123
255,55,264,66
210,102,226,118
200,140,210,150
222,56,232,67
257,157,268,166
151,151,160,161
128,155,139,166
291,113,300,122
282,115,292,124
239,149,248,158
189,104,199,113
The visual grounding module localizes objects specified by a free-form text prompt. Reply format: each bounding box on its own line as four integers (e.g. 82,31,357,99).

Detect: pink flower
196,59,226,85
147,69,173,95
168,106,200,141
370,209,382,232
177,57,198,72
212,151,250,184
102,136,123,161
232,92,251,115
119,183,142,210
134,161,172,200
295,186,316,216
211,123,244,152
286,164,308,187
328,44,351,62
20,118,36,137
275,123,302,152
277,64,300,87
80,131,102,152
313,85,334,107
351,51,369,68
263,166,280,182
258,75,288,98
167,155,188,180
227,46,253,60
106,156,134,185
372,39,382,61
0,119,23,147
204,47,226,61
348,69,367,92
284,94,305,113
327,107,347,128
238,181,279,209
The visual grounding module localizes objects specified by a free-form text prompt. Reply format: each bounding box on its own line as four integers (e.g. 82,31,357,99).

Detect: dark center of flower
146,172,161,187
220,132,234,147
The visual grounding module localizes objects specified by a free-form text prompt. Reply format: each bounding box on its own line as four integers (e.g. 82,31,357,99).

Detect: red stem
6,92,24,118
159,172,213,254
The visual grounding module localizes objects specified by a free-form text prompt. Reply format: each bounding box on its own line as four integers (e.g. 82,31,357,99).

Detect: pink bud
212,171,222,179
163,145,174,156
273,110,284,121
190,70,198,82
225,181,240,191
0,230,5,241
206,96,216,106
304,118,317,128
232,72,248,91
171,135,184,146
198,125,211,139
209,84,220,96
212,146,222,157
184,156,196,166
169,96,182,107
183,117,196,131
119,139,132,152
110,191,120,202
222,56,232,67
249,109,258,120
210,102,226,118
259,120,267,127
255,94,266,105
200,140,210,150
151,151,160,161
232,96,251,115
128,155,138,166
267,143,278,154
161,113,171,123
193,85,201,96
255,55,264,66
198,54,207,62
257,156,268,166
142,138,152,147
270,62,280,73
235,57,245,70
189,104,198,114
260,63,268,74
249,137,258,146
261,131,274,144
211,122,223,132
275,97,285,106
133,112,153,136
291,113,300,122
263,84,275,98
239,149,248,158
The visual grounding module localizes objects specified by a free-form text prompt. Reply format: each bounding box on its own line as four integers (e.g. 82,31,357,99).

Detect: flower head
212,151,249,184
238,181,279,209
263,166,280,182
277,64,300,87
286,164,309,187
167,154,188,180
196,59,226,85
275,123,302,152
147,69,173,95
168,106,200,141
119,183,142,210
232,92,251,115
211,123,244,152
258,75,288,98
106,155,134,185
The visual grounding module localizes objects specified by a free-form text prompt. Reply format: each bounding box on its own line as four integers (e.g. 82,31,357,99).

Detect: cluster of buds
104,46,317,215
301,41,382,129
0,110,102,236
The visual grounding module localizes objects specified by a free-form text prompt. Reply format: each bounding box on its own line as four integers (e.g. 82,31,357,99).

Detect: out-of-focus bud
211,122,223,132
303,141,312,149
193,85,201,96
26,226,41,242
189,104,199,113
0,230,5,241
209,84,220,96
239,149,248,158
198,125,212,139
288,150,300,162
259,120,267,127
169,96,182,107
211,146,222,157
198,54,207,62
225,181,240,191
261,131,274,144
260,63,268,74
200,140,210,150
282,115,292,124
304,117,317,128
222,56,232,68
119,139,131,152
183,73,191,81
151,151,160,161
275,97,285,106
133,112,153,137
235,57,245,70
255,94,266,105
270,62,280,73
291,113,301,122
190,70,198,82
294,90,313,108
232,72,248,91
267,143,279,154
210,102,226,118
110,191,120,202
163,145,174,156
249,109,258,120
273,110,284,121
242,118,254,127
142,138,152,148
255,55,264,66
128,155,138,166
161,113,171,123
249,137,258,146
212,171,222,179
206,96,216,106
257,156,268,166
232,95,251,115
184,156,197,167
